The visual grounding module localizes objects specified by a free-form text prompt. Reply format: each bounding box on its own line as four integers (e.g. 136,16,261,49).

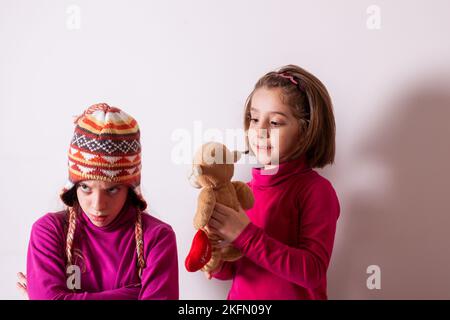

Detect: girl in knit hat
17,103,179,299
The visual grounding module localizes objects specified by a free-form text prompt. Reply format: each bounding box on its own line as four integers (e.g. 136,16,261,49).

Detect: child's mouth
256,145,272,151
89,214,108,222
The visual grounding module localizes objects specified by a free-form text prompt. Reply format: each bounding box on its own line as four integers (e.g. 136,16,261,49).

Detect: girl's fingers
17,272,27,285
16,282,28,298
214,203,234,215
207,223,224,238
214,202,227,210
208,217,221,229
211,214,225,224
210,214,227,229
205,224,220,237
211,209,227,222
17,273,27,288
206,223,218,233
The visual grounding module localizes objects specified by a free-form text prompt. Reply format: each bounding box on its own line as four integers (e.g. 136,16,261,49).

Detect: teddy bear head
188,142,241,189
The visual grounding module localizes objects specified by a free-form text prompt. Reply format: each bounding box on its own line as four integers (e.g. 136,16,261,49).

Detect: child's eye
250,118,258,123
270,121,283,127
79,184,91,192
107,187,120,195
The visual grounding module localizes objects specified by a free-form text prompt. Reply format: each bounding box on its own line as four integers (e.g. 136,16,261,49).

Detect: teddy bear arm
193,187,217,229
232,181,254,210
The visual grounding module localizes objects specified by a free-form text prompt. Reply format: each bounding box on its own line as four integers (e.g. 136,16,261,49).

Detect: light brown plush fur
189,142,254,272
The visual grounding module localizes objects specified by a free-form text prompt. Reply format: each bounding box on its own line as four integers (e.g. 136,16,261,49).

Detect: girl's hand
16,272,29,299
204,270,212,280
207,203,250,243
202,261,224,280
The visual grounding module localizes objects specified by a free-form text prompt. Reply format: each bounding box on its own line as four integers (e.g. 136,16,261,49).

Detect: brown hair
63,186,146,278
244,64,336,168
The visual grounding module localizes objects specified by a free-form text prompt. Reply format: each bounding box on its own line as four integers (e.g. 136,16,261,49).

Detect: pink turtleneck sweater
212,155,340,299
27,203,179,300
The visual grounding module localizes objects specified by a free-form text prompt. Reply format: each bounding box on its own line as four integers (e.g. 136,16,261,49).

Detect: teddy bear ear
233,151,241,163
188,165,203,189
193,164,203,176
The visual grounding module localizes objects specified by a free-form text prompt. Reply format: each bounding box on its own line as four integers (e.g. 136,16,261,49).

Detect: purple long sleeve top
27,203,179,300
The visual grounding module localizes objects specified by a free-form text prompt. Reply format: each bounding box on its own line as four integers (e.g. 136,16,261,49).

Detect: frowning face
76,180,128,227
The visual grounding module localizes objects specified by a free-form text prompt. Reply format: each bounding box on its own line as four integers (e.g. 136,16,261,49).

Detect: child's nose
257,127,270,139
92,192,108,212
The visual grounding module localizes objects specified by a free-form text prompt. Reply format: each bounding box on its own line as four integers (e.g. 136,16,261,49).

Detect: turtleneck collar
251,154,311,188
78,201,136,233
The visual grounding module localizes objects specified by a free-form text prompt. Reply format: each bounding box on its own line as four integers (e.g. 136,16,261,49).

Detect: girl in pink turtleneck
205,65,341,300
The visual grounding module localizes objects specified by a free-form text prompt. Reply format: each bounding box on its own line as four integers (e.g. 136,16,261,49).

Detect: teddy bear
184,142,255,273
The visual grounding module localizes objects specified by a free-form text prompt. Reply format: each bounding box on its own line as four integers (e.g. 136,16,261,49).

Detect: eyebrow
250,107,288,117
81,182,122,189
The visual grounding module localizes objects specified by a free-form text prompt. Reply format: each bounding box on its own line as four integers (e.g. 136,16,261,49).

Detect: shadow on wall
328,71,450,299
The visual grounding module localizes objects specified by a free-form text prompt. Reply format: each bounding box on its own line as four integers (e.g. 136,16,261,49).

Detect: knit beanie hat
60,103,147,210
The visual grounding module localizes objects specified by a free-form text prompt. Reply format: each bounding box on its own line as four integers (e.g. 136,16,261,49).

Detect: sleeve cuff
231,222,260,253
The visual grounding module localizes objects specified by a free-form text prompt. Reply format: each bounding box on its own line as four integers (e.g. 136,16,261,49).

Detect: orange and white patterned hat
60,103,147,210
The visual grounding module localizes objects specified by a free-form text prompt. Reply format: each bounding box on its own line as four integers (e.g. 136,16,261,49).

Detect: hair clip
278,72,305,92
279,73,298,85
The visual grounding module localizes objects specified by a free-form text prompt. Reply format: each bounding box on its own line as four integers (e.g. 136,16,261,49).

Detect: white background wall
1,0,450,299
